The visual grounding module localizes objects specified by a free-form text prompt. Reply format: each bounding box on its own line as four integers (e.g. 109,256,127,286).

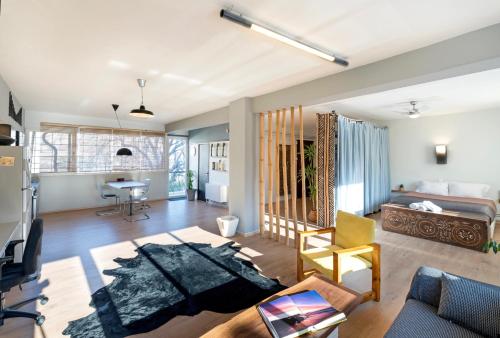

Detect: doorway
197,144,209,201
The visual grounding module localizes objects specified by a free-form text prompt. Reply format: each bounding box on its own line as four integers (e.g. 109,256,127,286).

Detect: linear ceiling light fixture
220,9,348,66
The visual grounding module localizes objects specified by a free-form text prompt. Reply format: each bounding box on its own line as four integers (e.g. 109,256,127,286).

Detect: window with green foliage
168,136,187,196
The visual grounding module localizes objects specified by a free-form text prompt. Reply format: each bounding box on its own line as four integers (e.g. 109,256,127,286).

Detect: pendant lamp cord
114,107,122,129
141,86,144,105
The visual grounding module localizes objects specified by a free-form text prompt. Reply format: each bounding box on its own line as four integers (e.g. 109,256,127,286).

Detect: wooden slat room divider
258,106,307,247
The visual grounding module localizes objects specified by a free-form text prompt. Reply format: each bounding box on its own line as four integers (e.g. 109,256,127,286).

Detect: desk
0,221,20,256
106,181,146,217
203,274,362,338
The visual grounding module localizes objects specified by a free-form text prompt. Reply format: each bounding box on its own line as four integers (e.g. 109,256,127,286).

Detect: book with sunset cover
257,290,346,338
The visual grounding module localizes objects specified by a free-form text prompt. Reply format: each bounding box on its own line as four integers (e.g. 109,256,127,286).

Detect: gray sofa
385,266,500,338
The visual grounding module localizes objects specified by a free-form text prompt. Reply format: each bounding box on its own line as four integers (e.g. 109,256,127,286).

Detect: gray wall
188,123,229,143
387,109,500,200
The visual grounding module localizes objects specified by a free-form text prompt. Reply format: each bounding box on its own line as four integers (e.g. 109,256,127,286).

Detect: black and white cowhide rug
63,242,286,338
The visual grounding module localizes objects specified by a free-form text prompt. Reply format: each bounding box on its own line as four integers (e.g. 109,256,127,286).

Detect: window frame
31,122,167,175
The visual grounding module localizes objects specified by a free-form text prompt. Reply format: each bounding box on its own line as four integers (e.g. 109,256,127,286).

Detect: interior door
197,144,209,201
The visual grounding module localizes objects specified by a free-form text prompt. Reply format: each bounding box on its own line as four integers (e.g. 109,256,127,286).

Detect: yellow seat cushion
335,210,376,262
300,245,372,276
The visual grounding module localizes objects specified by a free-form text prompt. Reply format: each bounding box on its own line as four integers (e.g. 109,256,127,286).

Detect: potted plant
303,144,317,222
186,170,197,201
484,240,498,254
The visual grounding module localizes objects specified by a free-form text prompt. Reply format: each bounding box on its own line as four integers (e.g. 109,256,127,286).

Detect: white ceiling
1,1,500,124
307,68,500,121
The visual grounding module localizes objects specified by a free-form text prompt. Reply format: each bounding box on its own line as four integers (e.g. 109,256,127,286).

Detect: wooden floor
1,199,499,338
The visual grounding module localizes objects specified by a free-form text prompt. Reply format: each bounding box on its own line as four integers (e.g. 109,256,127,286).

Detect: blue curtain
336,116,390,215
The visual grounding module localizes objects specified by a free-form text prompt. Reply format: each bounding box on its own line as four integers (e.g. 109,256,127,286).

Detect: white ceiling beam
167,23,500,128
253,23,500,112
165,106,229,133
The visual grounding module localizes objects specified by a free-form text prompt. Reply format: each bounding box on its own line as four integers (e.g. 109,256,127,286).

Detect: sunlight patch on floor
89,240,139,285
238,246,263,258
37,256,92,337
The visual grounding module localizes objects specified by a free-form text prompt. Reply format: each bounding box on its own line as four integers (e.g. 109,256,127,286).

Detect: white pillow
416,181,449,196
448,182,490,198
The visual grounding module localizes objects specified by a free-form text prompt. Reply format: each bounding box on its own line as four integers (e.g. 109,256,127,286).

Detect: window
31,125,77,173
168,136,187,197
78,128,113,172
31,123,166,173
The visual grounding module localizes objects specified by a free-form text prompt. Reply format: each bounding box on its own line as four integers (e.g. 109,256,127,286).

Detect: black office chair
0,218,48,326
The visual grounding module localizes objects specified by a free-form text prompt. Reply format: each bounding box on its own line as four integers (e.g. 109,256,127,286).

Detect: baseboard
40,198,168,216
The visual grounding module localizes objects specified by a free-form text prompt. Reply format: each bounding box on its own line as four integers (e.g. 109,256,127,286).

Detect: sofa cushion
385,299,483,338
407,266,443,308
438,272,500,337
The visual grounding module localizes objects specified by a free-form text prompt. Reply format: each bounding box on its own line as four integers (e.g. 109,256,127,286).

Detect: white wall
27,110,168,213
387,109,500,199
38,170,167,214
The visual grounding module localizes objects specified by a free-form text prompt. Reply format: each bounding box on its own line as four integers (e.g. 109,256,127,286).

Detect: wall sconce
435,144,447,164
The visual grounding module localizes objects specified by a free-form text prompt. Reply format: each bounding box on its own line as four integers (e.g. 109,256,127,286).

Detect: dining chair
95,180,121,216
124,179,151,221
139,178,152,209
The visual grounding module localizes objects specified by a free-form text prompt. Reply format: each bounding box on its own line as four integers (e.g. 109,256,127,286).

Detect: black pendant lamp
112,104,133,156
129,79,154,118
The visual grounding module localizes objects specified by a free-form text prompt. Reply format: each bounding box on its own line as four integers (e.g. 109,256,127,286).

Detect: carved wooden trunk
381,204,489,252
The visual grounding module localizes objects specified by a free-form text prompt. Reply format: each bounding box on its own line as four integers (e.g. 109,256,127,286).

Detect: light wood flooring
1,199,499,338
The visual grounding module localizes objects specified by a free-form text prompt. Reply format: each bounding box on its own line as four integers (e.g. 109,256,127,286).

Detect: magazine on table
257,290,346,338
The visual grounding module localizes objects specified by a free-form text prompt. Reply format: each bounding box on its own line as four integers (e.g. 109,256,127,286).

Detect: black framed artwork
8,91,23,126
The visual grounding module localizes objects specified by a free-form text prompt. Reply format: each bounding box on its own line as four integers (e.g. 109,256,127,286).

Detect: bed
382,191,497,251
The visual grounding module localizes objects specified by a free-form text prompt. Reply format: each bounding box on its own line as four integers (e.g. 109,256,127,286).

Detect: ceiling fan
396,101,424,119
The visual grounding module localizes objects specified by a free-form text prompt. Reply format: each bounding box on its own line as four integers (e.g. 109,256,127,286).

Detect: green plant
484,240,498,254
301,144,317,210
186,170,195,190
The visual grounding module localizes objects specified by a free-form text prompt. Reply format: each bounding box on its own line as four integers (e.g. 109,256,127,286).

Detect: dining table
106,181,146,217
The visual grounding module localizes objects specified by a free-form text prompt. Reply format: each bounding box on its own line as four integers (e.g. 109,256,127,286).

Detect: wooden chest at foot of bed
381,204,490,252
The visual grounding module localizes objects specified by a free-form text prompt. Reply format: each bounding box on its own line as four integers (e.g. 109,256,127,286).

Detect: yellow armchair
297,211,381,303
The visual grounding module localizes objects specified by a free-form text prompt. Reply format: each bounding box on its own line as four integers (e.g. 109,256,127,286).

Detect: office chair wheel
35,315,45,326
40,296,49,305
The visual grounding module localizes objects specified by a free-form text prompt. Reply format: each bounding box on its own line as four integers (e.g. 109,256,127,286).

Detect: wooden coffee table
202,274,362,338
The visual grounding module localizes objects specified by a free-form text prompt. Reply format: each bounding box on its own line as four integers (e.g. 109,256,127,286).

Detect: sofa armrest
406,266,443,308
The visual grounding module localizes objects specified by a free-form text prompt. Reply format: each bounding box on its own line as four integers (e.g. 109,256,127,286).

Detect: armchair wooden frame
297,227,381,303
